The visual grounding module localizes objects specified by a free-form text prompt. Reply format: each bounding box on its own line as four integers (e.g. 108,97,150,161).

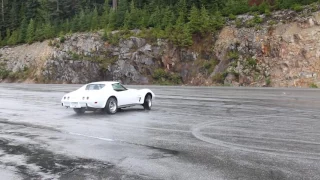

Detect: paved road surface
0,84,319,180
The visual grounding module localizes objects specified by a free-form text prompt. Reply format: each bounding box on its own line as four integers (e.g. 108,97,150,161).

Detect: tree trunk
112,0,117,10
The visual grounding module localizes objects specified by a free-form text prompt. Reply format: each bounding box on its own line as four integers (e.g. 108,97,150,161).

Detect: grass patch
228,51,239,60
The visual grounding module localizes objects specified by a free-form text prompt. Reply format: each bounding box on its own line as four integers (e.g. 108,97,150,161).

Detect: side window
112,83,127,92
85,84,105,90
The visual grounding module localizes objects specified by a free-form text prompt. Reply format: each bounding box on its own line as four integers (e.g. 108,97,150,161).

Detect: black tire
73,108,85,114
105,97,118,114
143,94,152,110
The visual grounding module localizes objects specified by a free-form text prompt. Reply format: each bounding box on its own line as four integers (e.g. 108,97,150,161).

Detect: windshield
85,84,105,90
112,83,127,91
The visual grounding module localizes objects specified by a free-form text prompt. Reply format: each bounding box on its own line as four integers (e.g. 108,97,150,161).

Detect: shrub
253,14,263,24
229,14,236,20
265,8,272,17
203,60,218,74
152,68,182,85
0,68,10,79
212,72,226,84
235,18,242,28
228,51,239,60
292,4,303,12
169,74,182,84
247,57,257,67
310,83,318,88
59,36,66,43
153,69,168,80
265,77,271,86
102,30,121,46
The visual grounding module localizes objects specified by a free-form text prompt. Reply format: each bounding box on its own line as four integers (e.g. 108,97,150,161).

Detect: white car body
61,81,155,114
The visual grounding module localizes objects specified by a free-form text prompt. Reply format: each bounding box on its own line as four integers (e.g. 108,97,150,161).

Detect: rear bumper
61,101,105,109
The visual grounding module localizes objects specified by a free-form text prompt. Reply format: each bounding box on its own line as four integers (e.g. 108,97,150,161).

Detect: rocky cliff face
1,7,320,87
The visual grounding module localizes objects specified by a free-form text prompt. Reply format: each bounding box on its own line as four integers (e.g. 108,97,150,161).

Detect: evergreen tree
161,7,175,29
188,5,201,33
26,18,35,44
9,0,19,30
102,1,110,28
115,0,128,28
199,5,211,34
43,21,54,39
176,0,187,23
19,17,28,43
91,7,99,30
107,9,116,30
7,30,19,45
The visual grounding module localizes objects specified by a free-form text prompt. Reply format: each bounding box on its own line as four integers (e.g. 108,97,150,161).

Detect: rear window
85,84,105,90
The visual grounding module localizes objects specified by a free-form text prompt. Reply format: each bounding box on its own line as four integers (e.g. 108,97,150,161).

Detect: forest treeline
0,0,318,47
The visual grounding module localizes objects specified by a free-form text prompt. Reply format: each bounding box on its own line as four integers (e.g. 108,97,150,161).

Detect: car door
111,83,135,106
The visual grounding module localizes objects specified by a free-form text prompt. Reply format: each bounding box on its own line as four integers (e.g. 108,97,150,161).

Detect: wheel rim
109,99,117,113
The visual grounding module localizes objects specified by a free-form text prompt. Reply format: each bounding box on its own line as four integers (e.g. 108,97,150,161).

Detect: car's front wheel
73,108,85,114
143,94,152,110
105,97,118,114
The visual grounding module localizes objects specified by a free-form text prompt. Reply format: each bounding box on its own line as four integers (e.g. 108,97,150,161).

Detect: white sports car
61,81,155,114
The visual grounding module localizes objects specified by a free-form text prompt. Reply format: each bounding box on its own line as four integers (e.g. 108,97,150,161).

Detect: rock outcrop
1,6,320,87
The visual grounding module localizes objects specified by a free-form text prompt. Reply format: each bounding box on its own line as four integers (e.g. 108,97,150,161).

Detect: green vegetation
265,77,271,86
228,50,239,60
246,57,257,68
0,63,10,79
292,4,304,12
152,68,182,85
212,72,227,84
0,0,318,48
310,83,318,88
203,60,218,75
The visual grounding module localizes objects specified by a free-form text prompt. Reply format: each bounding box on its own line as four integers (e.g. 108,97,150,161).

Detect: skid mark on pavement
191,116,320,160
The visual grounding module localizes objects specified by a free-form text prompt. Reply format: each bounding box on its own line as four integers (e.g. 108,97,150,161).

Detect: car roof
87,81,119,85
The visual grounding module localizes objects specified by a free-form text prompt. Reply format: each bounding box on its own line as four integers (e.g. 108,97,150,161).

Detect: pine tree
35,23,45,41
7,30,19,45
107,9,116,30
26,18,35,44
188,5,201,33
3,28,10,44
199,5,211,34
102,0,110,28
123,10,130,30
148,6,161,28
116,0,128,28
176,0,187,23
161,7,174,29
71,14,80,33
19,17,28,43
43,21,54,39
9,0,18,30
91,7,99,31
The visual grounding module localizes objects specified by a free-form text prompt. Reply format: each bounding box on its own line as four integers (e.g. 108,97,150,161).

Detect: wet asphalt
0,83,320,180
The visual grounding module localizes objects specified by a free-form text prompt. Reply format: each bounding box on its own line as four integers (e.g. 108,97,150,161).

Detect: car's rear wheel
105,97,118,114
143,94,152,110
73,108,85,114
